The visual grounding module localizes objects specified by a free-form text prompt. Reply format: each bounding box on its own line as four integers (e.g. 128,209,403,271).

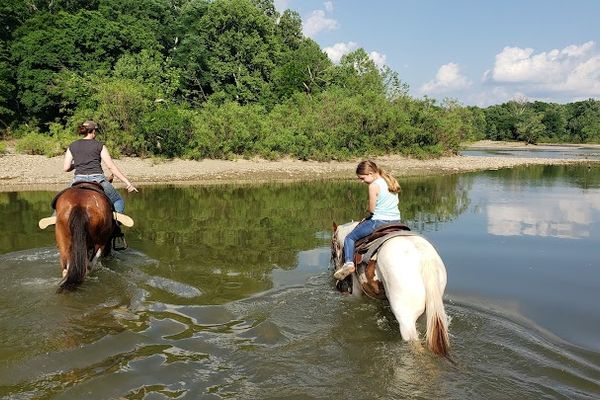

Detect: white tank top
372,177,401,221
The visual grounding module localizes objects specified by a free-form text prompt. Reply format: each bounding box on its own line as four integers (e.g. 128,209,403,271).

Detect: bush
15,132,61,156
0,141,6,154
141,105,194,158
48,122,78,151
190,102,266,159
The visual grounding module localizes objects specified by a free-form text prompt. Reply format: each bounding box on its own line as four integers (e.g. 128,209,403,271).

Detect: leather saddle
337,223,414,298
51,181,114,211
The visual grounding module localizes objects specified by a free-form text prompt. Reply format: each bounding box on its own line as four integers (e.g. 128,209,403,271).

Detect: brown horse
54,184,114,292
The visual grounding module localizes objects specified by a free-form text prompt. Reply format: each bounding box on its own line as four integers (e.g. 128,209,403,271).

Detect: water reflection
486,190,600,238
460,146,600,160
0,178,469,304
0,164,599,398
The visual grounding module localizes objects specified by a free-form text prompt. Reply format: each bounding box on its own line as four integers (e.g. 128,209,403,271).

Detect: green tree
381,65,409,101
140,104,193,157
170,0,211,104
97,0,178,52
567,99,600,143
11,10,160,121
484,104,516,140
330,48,385,96
113,49,181,100
0,40,14,129
271,39,331,100
537,102,566,141
196,0,281,106
516,110,544,144
277,9,303,50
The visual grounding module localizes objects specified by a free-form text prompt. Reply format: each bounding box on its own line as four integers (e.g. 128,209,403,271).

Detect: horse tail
422,256,450,358
58,206,89,292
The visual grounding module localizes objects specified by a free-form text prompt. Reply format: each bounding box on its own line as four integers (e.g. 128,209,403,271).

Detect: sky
274,0,600,106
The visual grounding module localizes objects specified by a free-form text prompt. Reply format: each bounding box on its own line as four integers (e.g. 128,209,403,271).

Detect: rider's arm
100,146,138,192
63,149,74,172
368,181,379,213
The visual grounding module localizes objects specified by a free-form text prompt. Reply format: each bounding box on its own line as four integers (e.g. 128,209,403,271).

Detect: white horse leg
387,276,425,341
62,261,70,278
91,248,102,266
377,239,426,342
351,272,362,297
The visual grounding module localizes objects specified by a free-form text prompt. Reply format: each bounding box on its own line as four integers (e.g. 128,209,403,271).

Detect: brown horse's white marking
332,221,450,357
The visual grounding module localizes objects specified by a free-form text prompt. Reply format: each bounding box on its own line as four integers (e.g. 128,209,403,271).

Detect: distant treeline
1,0,599,160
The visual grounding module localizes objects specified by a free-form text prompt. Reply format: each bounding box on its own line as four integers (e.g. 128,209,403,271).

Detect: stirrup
112,234,127,251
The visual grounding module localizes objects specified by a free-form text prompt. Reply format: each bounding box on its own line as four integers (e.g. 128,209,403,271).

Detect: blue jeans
343,219,400,264
72,174,125,213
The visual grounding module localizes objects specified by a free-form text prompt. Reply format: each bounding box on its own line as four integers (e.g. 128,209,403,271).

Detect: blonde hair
356,160,401,193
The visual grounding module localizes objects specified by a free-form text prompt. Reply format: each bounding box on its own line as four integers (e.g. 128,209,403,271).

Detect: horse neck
335,221,359,245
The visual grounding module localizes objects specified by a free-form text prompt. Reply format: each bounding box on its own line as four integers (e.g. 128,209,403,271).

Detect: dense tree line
0,0,598,160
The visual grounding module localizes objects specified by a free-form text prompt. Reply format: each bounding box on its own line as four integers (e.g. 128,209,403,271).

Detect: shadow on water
0,165,599,398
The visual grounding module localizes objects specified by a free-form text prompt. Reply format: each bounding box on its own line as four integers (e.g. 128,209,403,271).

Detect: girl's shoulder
373,177,387,188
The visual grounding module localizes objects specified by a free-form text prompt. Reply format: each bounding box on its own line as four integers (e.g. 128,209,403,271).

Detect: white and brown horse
332,221,450,357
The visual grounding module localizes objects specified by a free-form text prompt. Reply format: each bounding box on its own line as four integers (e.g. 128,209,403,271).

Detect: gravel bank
1,141,598,192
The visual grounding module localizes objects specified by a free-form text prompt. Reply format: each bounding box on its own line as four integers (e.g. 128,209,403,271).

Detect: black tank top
69,139,104,175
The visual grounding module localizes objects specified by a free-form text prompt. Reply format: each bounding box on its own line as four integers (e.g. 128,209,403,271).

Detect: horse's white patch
335,221,359,245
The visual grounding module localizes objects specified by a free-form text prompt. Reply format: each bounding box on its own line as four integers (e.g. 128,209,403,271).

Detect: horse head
331,221,359,293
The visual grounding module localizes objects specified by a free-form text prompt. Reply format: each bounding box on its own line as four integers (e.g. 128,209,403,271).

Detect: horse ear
332,221,338,231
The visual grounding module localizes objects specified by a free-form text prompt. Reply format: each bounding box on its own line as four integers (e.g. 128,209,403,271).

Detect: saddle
338,223,416,298
51,181,114,211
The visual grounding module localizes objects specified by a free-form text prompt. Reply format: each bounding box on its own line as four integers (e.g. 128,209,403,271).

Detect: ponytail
380,169,401,193
356,160,401,194
77,125,90,135
78,120,97,136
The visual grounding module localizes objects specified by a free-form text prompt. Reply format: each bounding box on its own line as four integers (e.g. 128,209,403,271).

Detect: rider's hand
126,183,138,193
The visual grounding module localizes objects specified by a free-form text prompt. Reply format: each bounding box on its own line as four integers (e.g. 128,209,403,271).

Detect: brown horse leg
55,220,71,278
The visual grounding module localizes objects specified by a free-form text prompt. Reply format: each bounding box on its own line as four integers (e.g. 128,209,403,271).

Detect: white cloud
485,41,600,97
302,7,339,37
324,42,388,68
420,62,471,94
324,1,334,13
556,55,600,94
369,51,387,68
324,42,358,64
468,88,529,107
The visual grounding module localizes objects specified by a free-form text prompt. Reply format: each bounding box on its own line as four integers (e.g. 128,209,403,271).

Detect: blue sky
274,0,600,106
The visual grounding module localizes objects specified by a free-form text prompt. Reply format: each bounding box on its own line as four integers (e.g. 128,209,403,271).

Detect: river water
0,164,599,399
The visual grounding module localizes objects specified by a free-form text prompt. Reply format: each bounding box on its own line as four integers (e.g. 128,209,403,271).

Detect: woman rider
64,120,138,248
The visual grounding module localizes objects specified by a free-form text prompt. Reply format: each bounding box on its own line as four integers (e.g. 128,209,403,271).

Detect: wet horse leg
55,222,71,278
377,240,426,342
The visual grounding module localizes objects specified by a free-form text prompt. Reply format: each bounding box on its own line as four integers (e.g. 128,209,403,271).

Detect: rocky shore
1,141,598,192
